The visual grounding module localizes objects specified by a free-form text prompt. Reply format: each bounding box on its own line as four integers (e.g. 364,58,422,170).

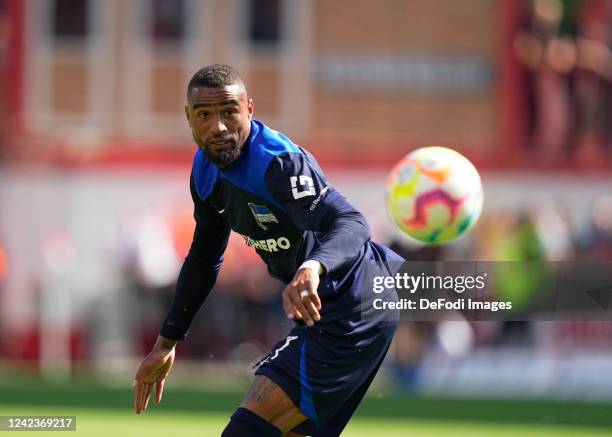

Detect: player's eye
198,112,209,119
225,109,237,116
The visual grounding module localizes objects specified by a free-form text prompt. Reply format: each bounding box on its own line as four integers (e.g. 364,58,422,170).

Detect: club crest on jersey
248,203,279,230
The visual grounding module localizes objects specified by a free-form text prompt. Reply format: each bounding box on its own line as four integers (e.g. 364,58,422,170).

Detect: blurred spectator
515,0,612,165
572,0,612,165
391,322,433,388
120,213,181,351
579,194,612,259
530,200,575,260
514,0,578,163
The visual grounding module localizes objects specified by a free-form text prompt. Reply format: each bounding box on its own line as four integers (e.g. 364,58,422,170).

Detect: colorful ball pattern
385,146,483,245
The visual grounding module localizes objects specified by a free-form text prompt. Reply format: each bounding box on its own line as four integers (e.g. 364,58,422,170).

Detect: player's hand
132,336,176,414
283,267,322,327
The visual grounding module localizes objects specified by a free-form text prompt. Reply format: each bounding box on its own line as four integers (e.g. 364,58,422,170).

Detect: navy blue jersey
161,120,402,341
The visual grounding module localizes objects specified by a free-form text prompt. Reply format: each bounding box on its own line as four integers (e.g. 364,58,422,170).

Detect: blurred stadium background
1,0,612,435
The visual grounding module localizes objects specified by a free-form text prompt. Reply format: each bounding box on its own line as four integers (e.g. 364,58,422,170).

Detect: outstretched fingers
134,381,143,413
144,383,154,411
133,381,154,414
156,379,165,404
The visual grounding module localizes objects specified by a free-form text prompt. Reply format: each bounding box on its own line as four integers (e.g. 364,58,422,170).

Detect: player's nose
210,115,228,134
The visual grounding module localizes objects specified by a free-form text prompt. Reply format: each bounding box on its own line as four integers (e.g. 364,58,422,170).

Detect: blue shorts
255,241,403,435
255,318,397,436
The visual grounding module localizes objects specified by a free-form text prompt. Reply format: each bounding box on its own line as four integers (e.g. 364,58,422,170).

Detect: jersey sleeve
159,173,231,341
264,150,371,274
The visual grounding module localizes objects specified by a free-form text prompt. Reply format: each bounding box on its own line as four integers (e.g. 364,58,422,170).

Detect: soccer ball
385,146,483,245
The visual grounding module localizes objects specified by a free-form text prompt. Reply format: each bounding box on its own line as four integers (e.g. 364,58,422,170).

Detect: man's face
185,84,253,168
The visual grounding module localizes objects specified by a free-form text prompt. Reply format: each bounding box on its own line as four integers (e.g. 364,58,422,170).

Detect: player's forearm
308,210,371,274
159,255,220,341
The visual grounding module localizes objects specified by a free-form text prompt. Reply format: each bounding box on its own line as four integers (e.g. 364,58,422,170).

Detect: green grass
1,376,612,436
1,406,612,437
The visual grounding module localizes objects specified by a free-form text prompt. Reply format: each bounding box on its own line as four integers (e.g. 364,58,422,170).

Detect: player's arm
160,174,231,340
265,151,371,324
266,151,370,273
133,174,230,413
159,222,230,339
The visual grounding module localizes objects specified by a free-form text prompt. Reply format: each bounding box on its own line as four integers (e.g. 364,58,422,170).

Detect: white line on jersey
262,335,299,365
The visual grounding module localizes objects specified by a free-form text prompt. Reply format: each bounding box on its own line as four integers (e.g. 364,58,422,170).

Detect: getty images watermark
371,270,513,312
360,261,612,322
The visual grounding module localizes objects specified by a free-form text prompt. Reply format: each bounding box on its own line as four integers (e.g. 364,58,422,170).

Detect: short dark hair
187,64,246,96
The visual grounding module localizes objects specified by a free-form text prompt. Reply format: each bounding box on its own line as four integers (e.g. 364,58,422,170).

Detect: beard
199,138,246,168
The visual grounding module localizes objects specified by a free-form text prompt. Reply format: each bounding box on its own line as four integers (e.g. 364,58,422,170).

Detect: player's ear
247,99,254,120
184,105,191,125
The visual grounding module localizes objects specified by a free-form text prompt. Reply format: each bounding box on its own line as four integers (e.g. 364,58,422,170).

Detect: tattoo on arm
245,376,279,404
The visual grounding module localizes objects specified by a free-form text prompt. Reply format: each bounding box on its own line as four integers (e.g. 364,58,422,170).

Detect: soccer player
132,64,402,436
